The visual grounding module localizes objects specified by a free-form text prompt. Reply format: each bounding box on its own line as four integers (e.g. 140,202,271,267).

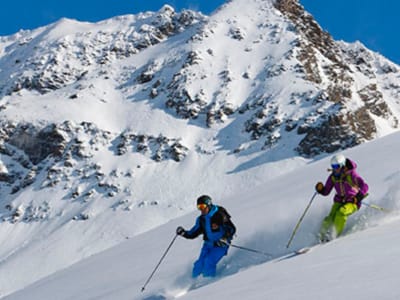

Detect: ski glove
315,182,324,194
176,226,185,236
214,238,229,247
353,192,364,203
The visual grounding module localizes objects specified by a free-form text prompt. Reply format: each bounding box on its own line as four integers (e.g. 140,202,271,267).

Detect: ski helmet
330,154,346,168
197,195,212,207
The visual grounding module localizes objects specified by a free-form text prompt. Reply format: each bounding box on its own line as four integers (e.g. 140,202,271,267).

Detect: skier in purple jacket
315,154,369,242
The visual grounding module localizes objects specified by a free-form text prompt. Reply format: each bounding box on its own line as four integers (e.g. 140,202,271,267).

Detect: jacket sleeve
320,175,334,196
352,173,369,196
183,217,203,239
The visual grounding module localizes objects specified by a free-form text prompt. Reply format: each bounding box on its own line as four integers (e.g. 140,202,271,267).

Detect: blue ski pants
192,243,228,278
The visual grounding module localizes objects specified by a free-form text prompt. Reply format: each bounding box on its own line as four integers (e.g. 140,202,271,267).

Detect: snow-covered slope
4,131,400,300
0,0,400,297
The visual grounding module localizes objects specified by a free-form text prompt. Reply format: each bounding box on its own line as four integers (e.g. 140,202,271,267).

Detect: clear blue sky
300,0,400,65
0,0,398,64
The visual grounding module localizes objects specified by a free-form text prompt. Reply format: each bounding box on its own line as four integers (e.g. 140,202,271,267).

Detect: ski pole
286,192,318,248
141,234,178,292
363,202,391,213
228,243,272,257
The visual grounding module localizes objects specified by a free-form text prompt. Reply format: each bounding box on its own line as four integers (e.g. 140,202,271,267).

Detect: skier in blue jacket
176,195,236,278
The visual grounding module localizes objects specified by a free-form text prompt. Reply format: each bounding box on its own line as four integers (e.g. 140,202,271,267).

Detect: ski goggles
331,164,341,170
197,203,208,210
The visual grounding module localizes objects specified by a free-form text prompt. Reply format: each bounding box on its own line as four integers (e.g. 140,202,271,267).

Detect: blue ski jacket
183,205,236,246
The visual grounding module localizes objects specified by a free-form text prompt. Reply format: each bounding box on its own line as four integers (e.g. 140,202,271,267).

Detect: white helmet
330,154,346,167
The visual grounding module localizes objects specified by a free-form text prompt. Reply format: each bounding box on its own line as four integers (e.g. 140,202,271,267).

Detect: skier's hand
214,238,229,247
176,226,185,236
315,182,324,194
353,192,364,203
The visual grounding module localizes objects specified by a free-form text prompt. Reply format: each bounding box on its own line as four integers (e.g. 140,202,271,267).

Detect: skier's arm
183,217,203,239
319,176,334,196
352,173,369,201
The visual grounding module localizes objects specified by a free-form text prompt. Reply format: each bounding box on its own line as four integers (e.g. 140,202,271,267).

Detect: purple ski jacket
320,158,369,207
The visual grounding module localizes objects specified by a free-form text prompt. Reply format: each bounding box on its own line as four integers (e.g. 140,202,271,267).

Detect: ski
275,247,313,262
294,247,312,255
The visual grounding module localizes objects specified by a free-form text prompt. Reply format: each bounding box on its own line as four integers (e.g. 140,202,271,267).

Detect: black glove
315,182,324,194
353,192,364,203
176,226,185,236
214,238,229,247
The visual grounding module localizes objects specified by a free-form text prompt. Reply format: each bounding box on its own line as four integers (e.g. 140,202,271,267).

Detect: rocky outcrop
0,120,188,214
275,0,399,155
115,132,188,162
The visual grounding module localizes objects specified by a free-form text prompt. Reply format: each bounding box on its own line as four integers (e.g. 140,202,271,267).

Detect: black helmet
197,195,212,207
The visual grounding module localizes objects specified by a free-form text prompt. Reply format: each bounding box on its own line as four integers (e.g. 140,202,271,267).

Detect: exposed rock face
0,119,190,226
115,132,188,162
275,0,340,64
6,124,66,164
274,0,399,156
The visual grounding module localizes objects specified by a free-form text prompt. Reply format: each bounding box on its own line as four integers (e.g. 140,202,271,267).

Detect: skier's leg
319,202,341,241
333,203,358,236
192,244,210,278
202,246,228,277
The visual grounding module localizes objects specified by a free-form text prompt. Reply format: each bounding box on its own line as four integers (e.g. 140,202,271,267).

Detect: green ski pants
320,202,358,239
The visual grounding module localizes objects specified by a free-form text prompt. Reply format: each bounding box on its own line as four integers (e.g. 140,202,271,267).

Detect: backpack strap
331,173,360,195
331,174,355,186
